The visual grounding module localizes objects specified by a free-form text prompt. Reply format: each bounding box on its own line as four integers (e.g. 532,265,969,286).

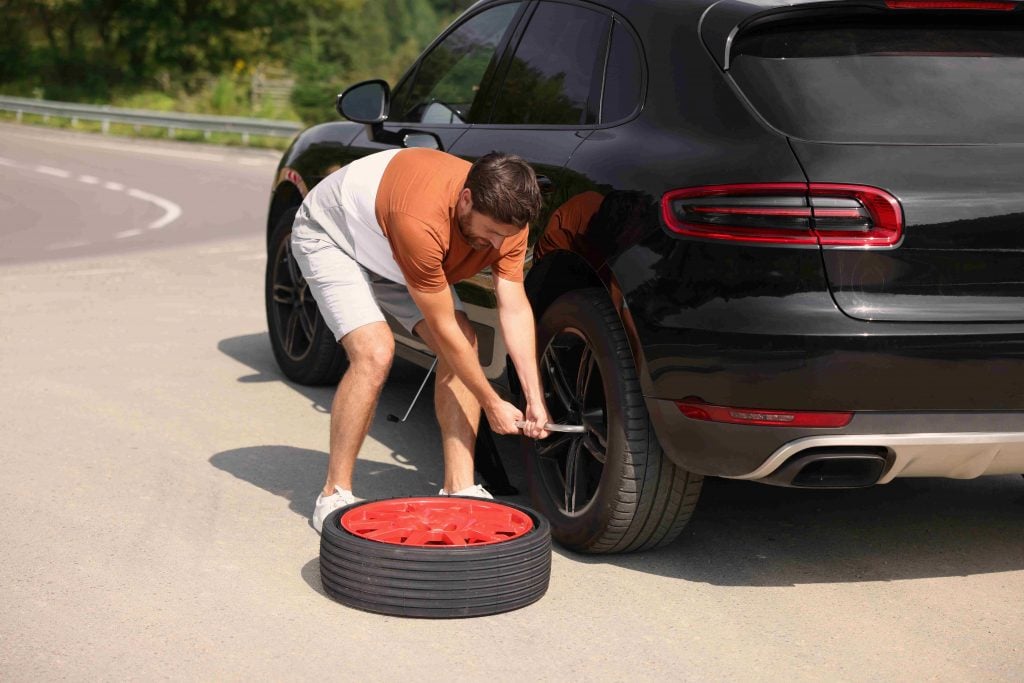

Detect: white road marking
5,141,185,245
126,188,182,230
35,165,71,178
45,239,91,251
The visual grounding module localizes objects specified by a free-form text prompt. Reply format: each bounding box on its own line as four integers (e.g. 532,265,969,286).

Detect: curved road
1,123,1022,681
0,123,277,263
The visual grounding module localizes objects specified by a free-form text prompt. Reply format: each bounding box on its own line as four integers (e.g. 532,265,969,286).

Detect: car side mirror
337,79,390,124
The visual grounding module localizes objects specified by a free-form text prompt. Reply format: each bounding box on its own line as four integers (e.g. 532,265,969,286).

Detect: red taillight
676,399,853,428
885,1,1016,10
661,183,902,248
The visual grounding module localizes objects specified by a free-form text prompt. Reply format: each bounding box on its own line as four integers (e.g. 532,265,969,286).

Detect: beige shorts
290,207,464,341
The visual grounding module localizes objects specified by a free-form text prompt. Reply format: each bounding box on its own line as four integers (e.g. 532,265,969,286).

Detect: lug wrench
385,357,585,435
516,421,586,434
386,357,437,423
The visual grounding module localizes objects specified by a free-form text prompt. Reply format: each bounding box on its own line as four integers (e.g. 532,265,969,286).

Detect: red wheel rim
339,498,534,547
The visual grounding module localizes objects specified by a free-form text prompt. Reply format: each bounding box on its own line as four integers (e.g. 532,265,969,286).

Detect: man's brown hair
464,151,542,228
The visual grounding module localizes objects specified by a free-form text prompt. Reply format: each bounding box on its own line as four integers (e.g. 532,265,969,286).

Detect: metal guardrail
0,95,303,143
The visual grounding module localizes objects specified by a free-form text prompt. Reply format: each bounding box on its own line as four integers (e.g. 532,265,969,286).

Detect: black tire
525,288,703,554
320,498,552,618
265,207,347,385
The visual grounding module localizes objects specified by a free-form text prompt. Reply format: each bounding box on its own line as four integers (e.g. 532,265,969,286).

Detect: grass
0,110,295,151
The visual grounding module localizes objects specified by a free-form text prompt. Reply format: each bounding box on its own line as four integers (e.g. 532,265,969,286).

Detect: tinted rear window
729,14,1024,143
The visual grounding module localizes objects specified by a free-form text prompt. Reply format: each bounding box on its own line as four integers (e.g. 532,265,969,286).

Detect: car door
345,1,528,159
446,0,616,377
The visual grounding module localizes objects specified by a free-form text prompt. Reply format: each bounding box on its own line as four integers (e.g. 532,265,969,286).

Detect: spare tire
319,497,551,618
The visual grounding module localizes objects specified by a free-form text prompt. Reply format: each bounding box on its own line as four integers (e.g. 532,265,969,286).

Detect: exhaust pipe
763,447,891,488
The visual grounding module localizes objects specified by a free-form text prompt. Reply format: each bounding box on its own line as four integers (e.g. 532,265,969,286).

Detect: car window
489,1,611,126
390,2,521,124
729,14,1024,143
601,20,642,123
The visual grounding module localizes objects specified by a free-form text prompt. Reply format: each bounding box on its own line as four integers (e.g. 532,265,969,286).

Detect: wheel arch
525,250,651,396
267,175,305,245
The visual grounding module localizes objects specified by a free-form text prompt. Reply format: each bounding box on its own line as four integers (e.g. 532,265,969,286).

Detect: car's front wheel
265,207,347,385
525,288,703,553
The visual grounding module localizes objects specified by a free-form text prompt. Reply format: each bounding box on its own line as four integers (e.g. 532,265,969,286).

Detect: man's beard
457,206,488,251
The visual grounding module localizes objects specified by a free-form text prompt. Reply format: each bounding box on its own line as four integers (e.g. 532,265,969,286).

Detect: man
290,147,552,533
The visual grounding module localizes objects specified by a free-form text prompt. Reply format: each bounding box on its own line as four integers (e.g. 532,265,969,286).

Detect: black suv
266,0,1024,553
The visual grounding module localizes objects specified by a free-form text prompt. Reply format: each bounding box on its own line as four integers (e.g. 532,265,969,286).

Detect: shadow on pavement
563,475,1024,586
217,332,1024,586
209,445,443,518
215,332,526,500
218,332,332,414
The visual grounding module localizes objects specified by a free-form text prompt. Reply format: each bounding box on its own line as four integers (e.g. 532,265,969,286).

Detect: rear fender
525,250,651,397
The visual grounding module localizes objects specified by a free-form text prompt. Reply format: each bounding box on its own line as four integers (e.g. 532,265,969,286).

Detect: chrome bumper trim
733,432,1024,483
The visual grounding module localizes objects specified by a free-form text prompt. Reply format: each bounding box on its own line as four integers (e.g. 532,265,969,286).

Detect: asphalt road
1,123,1023,681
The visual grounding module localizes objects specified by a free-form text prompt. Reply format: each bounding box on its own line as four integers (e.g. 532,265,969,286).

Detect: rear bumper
647,398,1024,482
742,431,1024,483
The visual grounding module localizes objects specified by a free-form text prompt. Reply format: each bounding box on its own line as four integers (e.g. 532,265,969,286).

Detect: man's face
456,188,523,251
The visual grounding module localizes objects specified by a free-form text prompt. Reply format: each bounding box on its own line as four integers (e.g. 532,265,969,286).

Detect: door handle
536,174,555,194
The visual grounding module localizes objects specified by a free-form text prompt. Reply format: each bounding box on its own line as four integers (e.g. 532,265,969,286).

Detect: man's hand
520,401,551,440
484,398,524,435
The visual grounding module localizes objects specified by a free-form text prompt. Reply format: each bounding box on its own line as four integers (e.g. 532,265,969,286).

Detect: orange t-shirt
533,190,604,261
374,149,528,293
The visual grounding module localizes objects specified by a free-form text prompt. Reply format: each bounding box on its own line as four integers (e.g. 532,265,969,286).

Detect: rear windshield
729,13,1024,144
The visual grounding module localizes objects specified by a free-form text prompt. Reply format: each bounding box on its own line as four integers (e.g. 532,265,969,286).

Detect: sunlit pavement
1,125,1022,681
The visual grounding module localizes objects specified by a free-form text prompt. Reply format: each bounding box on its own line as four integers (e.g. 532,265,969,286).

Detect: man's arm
494,275,550,440
406,285,525,435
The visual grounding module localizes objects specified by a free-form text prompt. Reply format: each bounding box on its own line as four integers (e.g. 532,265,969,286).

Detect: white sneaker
438,484,494,499
312,486,356,533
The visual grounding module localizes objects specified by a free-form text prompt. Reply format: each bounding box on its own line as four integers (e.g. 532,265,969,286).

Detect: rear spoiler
699,0,1023,69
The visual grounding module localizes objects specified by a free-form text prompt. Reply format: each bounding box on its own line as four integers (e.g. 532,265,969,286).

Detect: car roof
468,0,879,66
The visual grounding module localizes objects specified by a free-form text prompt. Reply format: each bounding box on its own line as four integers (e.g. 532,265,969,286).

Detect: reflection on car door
447,0,616,376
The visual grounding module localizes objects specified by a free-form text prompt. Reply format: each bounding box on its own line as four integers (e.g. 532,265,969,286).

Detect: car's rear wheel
265,207,347,385
525,288,703,553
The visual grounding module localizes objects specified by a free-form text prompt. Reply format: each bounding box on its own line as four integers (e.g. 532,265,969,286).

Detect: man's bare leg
414,313,480,493
323,321,394,495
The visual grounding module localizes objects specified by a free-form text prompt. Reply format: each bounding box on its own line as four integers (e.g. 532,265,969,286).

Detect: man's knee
343,324,394,384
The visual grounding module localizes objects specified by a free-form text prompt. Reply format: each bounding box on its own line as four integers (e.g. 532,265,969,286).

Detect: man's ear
459,187,473,211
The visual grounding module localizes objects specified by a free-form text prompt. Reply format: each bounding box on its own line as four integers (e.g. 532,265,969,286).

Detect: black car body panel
792,142,1024,324
268,0,1024,489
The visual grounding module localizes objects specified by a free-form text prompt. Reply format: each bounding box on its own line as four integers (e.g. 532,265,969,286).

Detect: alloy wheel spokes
563,440,584,515
581,408,608,464
536,431,577,458
285,239,304,288
298,300,316,339
272,234,317,360
576,345,596,402
284,309,301,356
272,283,294,305
542,345,577,414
